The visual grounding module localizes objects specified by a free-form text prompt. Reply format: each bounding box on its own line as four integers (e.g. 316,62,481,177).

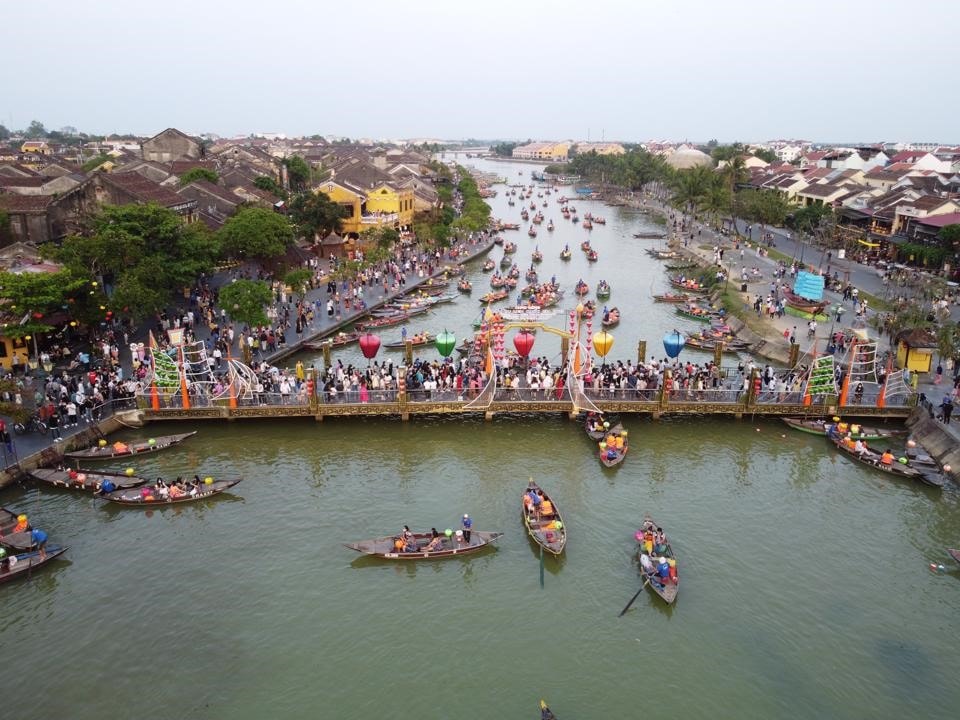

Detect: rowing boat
101,478,243,506
601,307,620,328
29,468,149,493
344,530,503,560
782,417,904,441
540,699,557,720
0,507,35,551
596,281,611,299
0,545,68,586
948,548,960,566
675,307,716,323
522,481,566,555
384,334,435,349
653,293,690,303
63,431,197,461
826,430,944,487
597,428,628,467
584,413,623,440
303,331,360,350
636,515,679,604
669,278,710,294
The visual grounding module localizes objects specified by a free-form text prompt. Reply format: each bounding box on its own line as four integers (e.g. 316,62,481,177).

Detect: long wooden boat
585,414,623,441
784,288,827,314
601,307,620,328
669,278,710,294
357,313,418,330
0,508,35,551
457,279,472,293
675,307,716,323
29,468,149,493
827,431,944,488
384,334,435,350
636,515,678,604
0,545,69,586
344,530,503,560
64,431,197,461
653,293,690,303
303,331,360,350
634,232,667,239
101,478,243,506
684,336,750,353
522,481,566,555
664,262,698,271
600,442,628,467
540,699,557,720
782,417,904,441
479,290,508,303
948,548,960,566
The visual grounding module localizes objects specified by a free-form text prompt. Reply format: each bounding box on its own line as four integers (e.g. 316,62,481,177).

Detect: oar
618,578,650,617
539,544,545,588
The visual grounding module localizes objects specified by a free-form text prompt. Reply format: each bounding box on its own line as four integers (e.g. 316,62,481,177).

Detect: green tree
289,191,346,241
24,120,47,139
178,167,219,186
283,155,311,191
0,269,87,340
753,148,778,163
490,142,518,157
789,204,833,235
253,175,284,198
81,154,112,172
283,268,313,301
0,124,10,140
0,209,9,244
219,207,294,260
219,279,272,361
938,224,960,251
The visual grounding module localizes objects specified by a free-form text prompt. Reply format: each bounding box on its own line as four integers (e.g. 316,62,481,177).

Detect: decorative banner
435,329,456,358
793,271,825,301
805,355,837,396
663,330,685,359
359,332,381,359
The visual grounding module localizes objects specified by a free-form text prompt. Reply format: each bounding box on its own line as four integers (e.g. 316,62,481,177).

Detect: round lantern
513,330,535,358
663,330,686,359
359,332,381,360
435,329,456,358
594,331,614,358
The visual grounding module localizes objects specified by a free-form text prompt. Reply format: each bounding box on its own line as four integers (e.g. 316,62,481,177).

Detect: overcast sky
3,0,956,144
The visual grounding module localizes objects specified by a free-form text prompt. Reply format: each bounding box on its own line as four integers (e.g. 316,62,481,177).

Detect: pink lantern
514,331,535,358
359,332,381,359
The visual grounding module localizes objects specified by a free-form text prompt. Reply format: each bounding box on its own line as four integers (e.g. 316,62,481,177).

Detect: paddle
618,578,650,617
539,544,545,589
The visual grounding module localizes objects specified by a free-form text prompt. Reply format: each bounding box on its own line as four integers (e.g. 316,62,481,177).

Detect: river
2,155,959,720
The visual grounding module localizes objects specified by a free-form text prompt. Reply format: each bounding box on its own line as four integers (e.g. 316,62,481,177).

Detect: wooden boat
522,481,566,555
482,259,495,272
0,508,35,551
503,242,517,254
560,249,572,261
525,270,538,283
29,468,149,493
582,219,593,229
585,413,623,440
547,221,555,231
528,227,537,238
784,288,827,314
601,307,620,328
357,313,417,330
634,232,667,239
580,240,592,251
948,548,960,566
64,431,197,461
664,262,697,271
782,418,904,441
684,336,750,353
586,250,598,262
303,331,359,350
653,293,690,303
344,530,503,560
593,216,606,224
675,306,715,323
600,441,627,467
0,545,68,586
540,699,557,720
596,281,611,299
101,478,243,506
457,279,472,293
669,278,710,294
531,250,543,263
500,223,520,231
384,333,435,349
500,256,512,269
479,290,508,303
575,280,590,296
826,430,944,488
636,516,679,604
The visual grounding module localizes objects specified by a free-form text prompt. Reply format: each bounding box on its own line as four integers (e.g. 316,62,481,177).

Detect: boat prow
540,699,558,720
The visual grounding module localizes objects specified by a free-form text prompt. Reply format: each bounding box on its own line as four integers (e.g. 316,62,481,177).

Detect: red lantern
359,332,381,359
513,331,535,358
32,312,44,320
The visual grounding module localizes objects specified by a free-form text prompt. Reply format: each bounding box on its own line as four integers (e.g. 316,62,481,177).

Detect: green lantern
435,329,456,358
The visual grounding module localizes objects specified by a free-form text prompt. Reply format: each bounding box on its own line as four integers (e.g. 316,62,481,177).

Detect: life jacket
540,500,554,516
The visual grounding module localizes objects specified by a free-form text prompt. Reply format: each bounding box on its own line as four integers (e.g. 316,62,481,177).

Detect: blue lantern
663,330,685,359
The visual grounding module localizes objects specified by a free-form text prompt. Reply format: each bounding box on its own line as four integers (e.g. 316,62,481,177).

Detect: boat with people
499,223,520,231
601,307,620,328
528,227,537,237
547,220,555,232
593,216,606,224
490,274,506,289
826,428,944,488
64,432,197,461
560,248,572,261
596,281,611,299
580,240,592,252
586,250,598,262
575,279,590,296
458,279,472,293
482,259,495,272
507,265,520,279
29,468,149,494
531,249,543,263
525,269,538,283
653,293,691,303
635,516,679,604
344,528,503,560
303,331,360,351
0,508,36,551
584,412,623,440
479,290,509,303
782,417,904,441
503,241,517,254
582,219,593,229
357,313,419,330
540,699,557,720
384,332,435,349
675,305,717,323
522,480,566,555
572,216,579,224
669,277,710,294
0,546,69,586
646,248,678,259
102,478,244,506
598,427,628,467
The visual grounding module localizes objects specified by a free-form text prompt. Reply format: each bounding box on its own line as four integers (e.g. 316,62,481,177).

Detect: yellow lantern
91,281,98,287
594,331,614,358
576,302,585,315
69,321,77,327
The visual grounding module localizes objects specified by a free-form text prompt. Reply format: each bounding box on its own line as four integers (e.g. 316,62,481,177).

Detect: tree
938,224,960,251
81,154,112,172
0,209,9,245
253,175,284,198
283,155,311,191
178,167,219,186
283,268,313,301
0,125,10,140
0,269,87,340
219,279,272,361
24,120,47,139
289,191,346,241
789,204,833,235
753,148,778,163
219,207,294,260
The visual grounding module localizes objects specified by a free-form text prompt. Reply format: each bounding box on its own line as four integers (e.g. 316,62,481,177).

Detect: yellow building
317,181,365,236
895,328,937,374
365,183,415,228
512,142,571,161
20,141,52,155
316,180,413,236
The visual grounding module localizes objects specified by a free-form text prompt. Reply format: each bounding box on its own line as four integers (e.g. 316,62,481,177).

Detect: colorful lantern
594,330,614,357
359,332,381,359
663,330,685,359
513,330,535,358
435,329,456,358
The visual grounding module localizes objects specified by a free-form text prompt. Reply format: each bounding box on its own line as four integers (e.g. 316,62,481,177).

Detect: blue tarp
793,271,825,301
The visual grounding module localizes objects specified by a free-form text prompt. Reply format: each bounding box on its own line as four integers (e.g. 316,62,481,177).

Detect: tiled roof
915,211,960,228
0,176,46,187
180,179,239,206
0,194,54,212
101,172,189,207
